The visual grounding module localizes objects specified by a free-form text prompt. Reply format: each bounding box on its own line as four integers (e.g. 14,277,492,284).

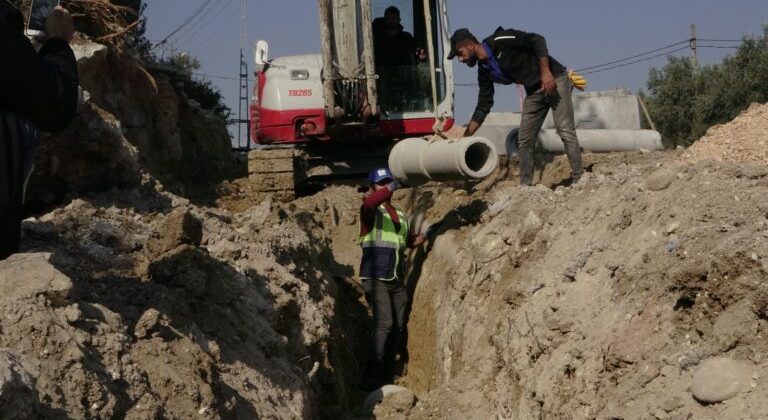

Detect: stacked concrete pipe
504,128,663,155
388,137,499,187
538,129,662,153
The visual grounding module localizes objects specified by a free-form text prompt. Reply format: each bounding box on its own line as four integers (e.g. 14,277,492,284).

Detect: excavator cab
371,0,446,114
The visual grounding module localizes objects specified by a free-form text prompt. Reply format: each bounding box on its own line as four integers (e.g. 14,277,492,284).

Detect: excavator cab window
371,0,445,114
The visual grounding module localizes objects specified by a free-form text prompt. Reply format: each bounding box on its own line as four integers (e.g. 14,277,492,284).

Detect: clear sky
144,0,767,140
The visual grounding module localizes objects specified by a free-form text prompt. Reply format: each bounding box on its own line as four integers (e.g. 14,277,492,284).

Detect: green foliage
644,25,768,147
179,77,232,121
156,50,230,120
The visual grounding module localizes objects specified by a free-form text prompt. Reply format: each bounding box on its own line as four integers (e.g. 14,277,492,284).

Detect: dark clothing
517,74,582,185
372,18,417,67
471,26,566,125
1,2,78,259
364,277,407,382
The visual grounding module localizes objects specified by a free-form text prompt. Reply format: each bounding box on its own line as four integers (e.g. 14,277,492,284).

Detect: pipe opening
465,142,493,174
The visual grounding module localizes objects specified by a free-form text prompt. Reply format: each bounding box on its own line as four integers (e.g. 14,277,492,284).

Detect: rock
0,351,36,419
71,40,108,62
691,357,752,403
521,211,543,245
664,222,680,235
639,364,661,387
134,309,162,339
661,396,682,412
147,209,203,255
713,302,757,351
646,168,677,191
563,249,593,282
363,385,416,414
0,253,72,305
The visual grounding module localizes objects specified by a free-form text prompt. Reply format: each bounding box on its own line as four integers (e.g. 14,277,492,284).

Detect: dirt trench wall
27,41,235,207
403,153,768,419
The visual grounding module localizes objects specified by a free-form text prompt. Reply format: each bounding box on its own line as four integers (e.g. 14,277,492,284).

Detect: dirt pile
390,151,768,419
0,184,368,418
681,102,768,165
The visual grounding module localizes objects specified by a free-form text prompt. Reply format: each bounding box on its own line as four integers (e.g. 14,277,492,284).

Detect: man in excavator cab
372,5,430,112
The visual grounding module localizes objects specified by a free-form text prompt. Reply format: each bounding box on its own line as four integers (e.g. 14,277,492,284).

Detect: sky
143,1,767,144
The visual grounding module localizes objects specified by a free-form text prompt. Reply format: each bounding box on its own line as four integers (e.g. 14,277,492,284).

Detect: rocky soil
390,150,768,420
4,3,768,417
2,186,369,419
6,95,768,420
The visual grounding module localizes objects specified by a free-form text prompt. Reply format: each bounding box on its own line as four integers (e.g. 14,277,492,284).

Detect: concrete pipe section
538,129,663,153
388,136,499,187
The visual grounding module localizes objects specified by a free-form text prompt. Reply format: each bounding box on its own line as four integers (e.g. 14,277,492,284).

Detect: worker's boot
563,141,583,184
518,147,534,186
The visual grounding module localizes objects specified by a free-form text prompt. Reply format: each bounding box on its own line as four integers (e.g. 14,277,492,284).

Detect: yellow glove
568,70,587,91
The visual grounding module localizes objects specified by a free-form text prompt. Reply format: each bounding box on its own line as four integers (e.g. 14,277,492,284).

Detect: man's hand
416,47,427,61
411,233,427,248
463,120,481,137
539,57,556,96
44,6,75,43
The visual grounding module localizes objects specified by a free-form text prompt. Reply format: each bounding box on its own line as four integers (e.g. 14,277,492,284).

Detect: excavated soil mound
391,152,768,420
3,186,368,418
681,102,768,165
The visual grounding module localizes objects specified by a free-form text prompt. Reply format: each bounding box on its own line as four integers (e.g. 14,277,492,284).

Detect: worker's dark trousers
517,74,582,186
365,278,407,382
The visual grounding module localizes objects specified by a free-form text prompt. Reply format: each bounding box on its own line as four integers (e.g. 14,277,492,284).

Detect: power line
581,46,690,75
172,0,230,45
698,38,743,42
698,45,740,49
192,72,255,82
152,0,214,48
575,40,689,72
179,0,236,48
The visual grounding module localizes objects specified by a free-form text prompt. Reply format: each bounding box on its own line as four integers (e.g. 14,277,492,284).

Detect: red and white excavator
248,0,456,197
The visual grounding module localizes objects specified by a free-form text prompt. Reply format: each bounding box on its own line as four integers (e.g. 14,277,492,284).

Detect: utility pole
690,24,698,74
234,0,251,150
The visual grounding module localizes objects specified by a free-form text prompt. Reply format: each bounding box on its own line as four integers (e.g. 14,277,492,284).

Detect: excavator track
247,148,296,201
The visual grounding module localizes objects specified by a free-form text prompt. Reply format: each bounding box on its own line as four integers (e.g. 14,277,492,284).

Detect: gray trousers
517,74,582,185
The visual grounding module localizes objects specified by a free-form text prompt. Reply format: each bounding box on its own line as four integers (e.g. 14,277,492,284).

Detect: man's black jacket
1,1,78,258
471,27,566,125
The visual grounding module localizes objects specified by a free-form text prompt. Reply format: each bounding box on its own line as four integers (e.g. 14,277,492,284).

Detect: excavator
248,0,457,198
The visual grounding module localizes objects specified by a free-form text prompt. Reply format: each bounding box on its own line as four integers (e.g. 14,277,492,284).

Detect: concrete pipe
388,136,499,186
537,129,663,153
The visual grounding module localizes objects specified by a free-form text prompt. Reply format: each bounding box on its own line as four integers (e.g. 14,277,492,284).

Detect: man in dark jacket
448,27,582,186
372,6,418,67
1,2,78,260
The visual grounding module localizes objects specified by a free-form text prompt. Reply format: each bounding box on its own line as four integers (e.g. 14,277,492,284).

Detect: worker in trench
358,167,426,389
447,27,584,186
0,2,78,260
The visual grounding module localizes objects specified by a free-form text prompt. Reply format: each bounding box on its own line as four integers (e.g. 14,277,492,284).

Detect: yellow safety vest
359,205,409,281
